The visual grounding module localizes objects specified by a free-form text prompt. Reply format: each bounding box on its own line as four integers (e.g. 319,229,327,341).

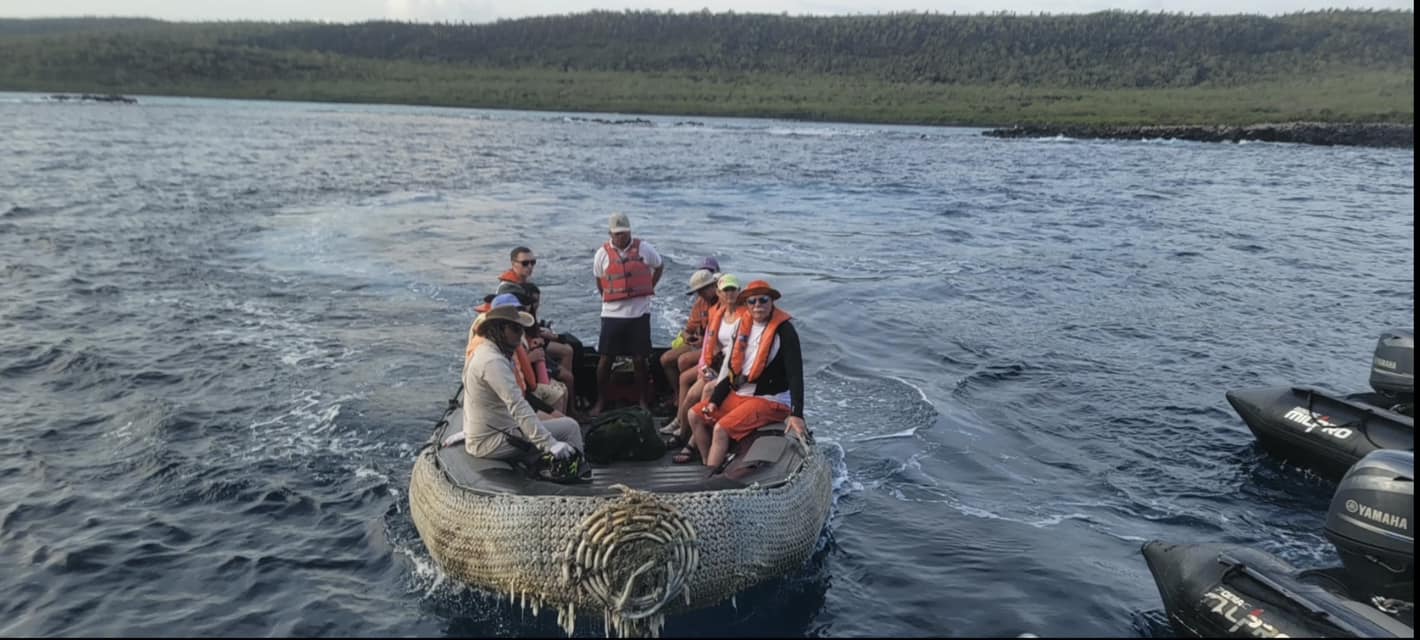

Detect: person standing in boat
688,279,807,469
462,303,583,461
590,212,663,416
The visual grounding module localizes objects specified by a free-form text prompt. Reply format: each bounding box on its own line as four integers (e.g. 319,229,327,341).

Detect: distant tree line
0,10,1412,89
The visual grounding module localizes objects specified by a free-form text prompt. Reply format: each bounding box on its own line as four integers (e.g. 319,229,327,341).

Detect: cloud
384,0,498,22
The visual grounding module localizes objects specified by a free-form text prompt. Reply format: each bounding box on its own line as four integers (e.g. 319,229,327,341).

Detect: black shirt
710,320,804,418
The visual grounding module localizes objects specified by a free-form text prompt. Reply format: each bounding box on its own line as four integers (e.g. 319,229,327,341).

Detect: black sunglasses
745,295,774,306
518,259,537,267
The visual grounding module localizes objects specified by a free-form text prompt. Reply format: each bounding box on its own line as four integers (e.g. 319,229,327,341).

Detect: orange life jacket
700,304,747,366
730,307,793,383
599,239,655,302
466,334,538,393
683,296,712,341
498,269,525,285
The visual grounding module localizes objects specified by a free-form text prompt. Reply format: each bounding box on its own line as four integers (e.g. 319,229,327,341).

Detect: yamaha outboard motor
1370,328,1414,416
1325,449,1414,602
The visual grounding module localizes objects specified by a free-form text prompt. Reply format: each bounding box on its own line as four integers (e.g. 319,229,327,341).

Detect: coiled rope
560,484,699,637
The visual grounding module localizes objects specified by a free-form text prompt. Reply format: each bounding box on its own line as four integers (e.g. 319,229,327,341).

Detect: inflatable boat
407,347,833,637
1226,329,1413,478
1142,449,1414,637
1141,541,1412,637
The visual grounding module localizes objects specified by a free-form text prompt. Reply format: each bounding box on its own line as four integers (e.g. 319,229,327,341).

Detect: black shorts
599,314,652,358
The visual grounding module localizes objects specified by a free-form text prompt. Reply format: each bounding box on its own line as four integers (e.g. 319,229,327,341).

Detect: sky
0,0,1411,25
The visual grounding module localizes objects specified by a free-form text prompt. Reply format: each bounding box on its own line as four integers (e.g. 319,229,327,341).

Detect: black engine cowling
1369,328,1414,414
1325,449,1414,602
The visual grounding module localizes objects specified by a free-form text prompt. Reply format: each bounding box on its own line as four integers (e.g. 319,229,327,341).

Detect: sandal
663,430,689,451
672,445,699,464
658,418,682,436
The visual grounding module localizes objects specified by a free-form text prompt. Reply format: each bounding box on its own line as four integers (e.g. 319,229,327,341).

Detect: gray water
0,92,1412,636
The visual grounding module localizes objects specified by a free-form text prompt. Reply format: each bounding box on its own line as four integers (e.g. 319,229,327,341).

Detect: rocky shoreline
47,93,138,104
982,122,1413,148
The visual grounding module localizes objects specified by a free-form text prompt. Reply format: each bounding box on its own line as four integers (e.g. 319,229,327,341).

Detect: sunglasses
745,295,774,306
518,259,537,267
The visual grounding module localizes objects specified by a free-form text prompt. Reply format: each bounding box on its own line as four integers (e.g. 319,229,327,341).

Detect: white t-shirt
712,315,742,382
735,320,787,405
592,239,663,318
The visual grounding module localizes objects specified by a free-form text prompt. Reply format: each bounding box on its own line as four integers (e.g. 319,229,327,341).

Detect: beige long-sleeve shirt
463,340,555,458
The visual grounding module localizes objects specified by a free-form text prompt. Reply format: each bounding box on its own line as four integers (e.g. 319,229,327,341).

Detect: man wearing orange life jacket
688,279,807,469
499,248,578,408
499,246,536,287
590,212,664,416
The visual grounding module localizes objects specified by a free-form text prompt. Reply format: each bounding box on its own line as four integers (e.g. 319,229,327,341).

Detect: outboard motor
1370,328,1414,415
1325,449,1414,602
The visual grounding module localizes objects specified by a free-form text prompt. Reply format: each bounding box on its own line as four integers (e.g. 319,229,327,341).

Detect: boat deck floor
434,397,800,497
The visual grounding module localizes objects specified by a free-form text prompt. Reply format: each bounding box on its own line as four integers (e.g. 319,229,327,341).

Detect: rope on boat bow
560,484,699,636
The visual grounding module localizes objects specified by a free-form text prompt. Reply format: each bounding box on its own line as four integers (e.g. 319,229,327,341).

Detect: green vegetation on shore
1,11,1412,126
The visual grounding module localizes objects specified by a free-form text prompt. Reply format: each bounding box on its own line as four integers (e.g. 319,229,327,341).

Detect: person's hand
786,416,807,437
549,441,574,459
539,327,558,342
527,347,546,364
700,402,717,418
701,366,716,382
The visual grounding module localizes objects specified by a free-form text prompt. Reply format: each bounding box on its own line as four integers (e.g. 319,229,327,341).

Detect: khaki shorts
533,380,567,407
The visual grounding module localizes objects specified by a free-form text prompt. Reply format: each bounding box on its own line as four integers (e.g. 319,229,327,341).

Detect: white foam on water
765,126,871,138
852,426,920,443
361,191,444,207
243,388,376,462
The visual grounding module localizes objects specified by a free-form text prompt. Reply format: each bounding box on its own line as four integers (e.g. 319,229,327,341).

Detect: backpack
523,448,592,484
583,406,665,464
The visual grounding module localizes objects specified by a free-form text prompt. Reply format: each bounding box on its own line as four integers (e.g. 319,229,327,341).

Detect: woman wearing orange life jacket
687,279,806,469
659,268,719,421
670,274,747,463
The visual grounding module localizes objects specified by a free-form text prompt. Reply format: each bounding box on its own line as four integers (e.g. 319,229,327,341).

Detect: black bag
583,406,665,464
523,448,592,484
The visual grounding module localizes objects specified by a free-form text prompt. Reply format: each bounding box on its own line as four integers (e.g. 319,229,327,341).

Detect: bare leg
549,341,574,409
591,354,612,416
675,350,699,407
557,368,577,419
705,424,732,468
548,341,573,375
633,356,650,410
676,371,700,435
688,408,711,462
659,346,687,402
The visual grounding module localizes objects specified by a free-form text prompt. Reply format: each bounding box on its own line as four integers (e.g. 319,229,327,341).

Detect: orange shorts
692,393,791,441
